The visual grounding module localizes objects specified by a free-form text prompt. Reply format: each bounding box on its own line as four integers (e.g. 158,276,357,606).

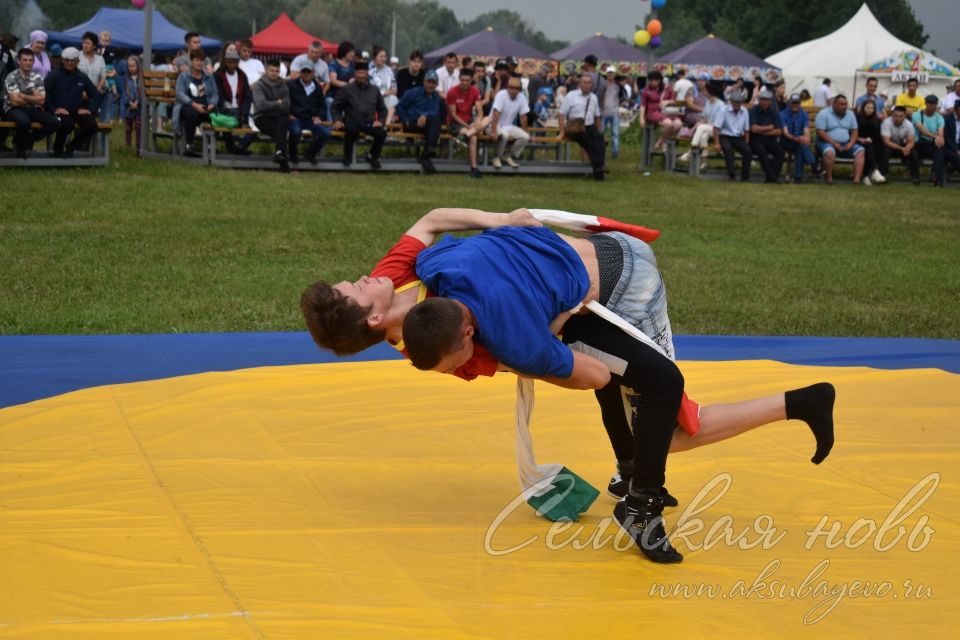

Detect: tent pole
139,0,154,158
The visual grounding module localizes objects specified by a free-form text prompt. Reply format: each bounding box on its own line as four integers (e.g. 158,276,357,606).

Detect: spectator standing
3,47,59,158
435,52,459,97
252,59,291,172
99,31,118,123
213,48,255,155
813,78,833,108
527,62,554,125
773,79,787,111
77,32,107,124
287,61,329,165
712,90,752,181
779,93,817,183
44,47,100,157
855,98,886,185
174,33,213,75
29,31,51,78
121,54,142,148
597,65,626,159
724,77,745,102
489,76,530,169
389,56,400,73
290,41,330,86
814,94,865,185
895,77,924,116
369,46,397,124
174,49,218,157
799,89,813,109
748,88,785,183
238,40,264,87
580,55,599,93
397,69,445,175
558,73,606,181
941,79,960,114
912,95,946,186
855,77,886,116
472,59,492,113
0,32,17,78
879,105,919,183
331,60,387,169
327,41,356,118
943,102,960,177
446,67,483,178
396,50,424,98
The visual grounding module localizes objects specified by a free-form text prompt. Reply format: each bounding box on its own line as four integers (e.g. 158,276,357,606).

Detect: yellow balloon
634,29,651,46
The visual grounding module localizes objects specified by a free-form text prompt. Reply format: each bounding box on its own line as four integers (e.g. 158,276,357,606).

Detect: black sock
785,383,836,464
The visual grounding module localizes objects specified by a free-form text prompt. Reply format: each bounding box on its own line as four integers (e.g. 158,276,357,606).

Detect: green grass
1,136,958,339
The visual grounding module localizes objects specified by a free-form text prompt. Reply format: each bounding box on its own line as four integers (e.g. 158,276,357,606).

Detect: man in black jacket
331,60,386,169
213,48,255,155
44,47,100,157
286,61,329,165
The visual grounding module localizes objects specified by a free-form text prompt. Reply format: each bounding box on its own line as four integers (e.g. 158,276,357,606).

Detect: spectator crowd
2,22,959,185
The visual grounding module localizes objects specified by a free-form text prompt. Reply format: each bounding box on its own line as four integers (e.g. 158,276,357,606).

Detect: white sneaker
504,155,519,169
862,177,872,186
679,151,691,163
492,156,502,169
871,169,886,184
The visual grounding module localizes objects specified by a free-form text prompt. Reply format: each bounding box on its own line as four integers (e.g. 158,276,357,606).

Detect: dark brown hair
402,297,464,370
300,281,386,356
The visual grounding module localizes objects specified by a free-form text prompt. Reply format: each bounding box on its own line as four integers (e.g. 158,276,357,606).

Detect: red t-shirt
370,234,499,380
446,85,481,124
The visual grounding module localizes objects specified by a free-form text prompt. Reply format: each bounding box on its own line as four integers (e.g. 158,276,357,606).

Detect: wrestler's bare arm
405,208,542,246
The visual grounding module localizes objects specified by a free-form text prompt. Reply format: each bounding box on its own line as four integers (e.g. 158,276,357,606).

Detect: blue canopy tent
46,7,221,53
424,28,549,74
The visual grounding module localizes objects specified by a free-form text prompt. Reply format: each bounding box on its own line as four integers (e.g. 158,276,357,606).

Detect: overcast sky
438,0,956,62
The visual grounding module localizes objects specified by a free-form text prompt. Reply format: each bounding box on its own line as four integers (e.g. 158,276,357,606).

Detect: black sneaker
273,150,290,173
607,473,678,507
614,493,683,564
421,155,437,175
306,152,319,166
365,154,382,170
469,167,482,179
341,156,352,167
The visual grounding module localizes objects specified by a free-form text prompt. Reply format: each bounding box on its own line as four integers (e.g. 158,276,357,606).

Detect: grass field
1,137,958,339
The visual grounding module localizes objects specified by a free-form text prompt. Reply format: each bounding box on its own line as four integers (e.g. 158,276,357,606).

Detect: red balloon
647,20,662,37
131,0,146,8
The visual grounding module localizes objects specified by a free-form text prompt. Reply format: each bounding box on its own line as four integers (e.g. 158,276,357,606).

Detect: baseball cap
61,47,81,61
494,58,508,70
299,59,314,71
424,69,439,82
698,72,709,81
924,94,938,104
506,56,518,66
789,93,801,103
389,56,399,64
729,90,746,103
224,49,240,60
604,65,616,74
49,43,63,57
758,88,774,99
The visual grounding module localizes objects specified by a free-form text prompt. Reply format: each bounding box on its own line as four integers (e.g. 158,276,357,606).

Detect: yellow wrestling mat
1,360,957,639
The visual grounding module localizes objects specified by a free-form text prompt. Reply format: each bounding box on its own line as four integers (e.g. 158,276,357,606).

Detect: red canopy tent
249,12,336,56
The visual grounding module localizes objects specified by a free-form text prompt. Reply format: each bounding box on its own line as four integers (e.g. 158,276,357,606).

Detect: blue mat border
1,332,957,409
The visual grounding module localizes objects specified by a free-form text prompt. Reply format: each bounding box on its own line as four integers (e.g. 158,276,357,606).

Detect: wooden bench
0,120,112,167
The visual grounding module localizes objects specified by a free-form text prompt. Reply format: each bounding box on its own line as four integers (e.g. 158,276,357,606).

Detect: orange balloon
647,19,662,37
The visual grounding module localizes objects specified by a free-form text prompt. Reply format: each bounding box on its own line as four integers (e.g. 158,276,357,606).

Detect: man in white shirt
290,40,330,87
489,77,530,168
671,69,693,108
712,90,753,181
238,39,265,87
813,78,833,108
435,51,459,97
941,79,960,114
558,73,606,180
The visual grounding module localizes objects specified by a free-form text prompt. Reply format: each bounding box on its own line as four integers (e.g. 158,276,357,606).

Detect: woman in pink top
639,70,681,150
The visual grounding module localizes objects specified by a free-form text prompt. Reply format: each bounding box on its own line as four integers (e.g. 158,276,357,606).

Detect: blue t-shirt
328,59,355,99
416,227,590,378
911,110,944,142
815,108,857,144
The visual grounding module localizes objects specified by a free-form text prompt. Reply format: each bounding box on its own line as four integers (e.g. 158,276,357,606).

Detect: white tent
766,3,915,98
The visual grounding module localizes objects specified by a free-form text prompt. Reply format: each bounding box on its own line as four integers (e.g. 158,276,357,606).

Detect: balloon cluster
131,0,146,7
634,0,665,49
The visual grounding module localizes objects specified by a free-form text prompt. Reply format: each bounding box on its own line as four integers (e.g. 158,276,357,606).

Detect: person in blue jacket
397,69,446,174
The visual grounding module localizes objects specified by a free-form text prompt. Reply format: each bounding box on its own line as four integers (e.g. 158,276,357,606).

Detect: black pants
254,113,288,155
3,107,59,153
343,122,386,161
749,135,784,181
562,313,684,490
403,114,443,155
944,147,960,178
878,144,919,179
219,107,256,152
860,141,878,175
180,107,211,146
567,125,607,171
720,135,752,180
53,110,97,154
916,140,945,184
